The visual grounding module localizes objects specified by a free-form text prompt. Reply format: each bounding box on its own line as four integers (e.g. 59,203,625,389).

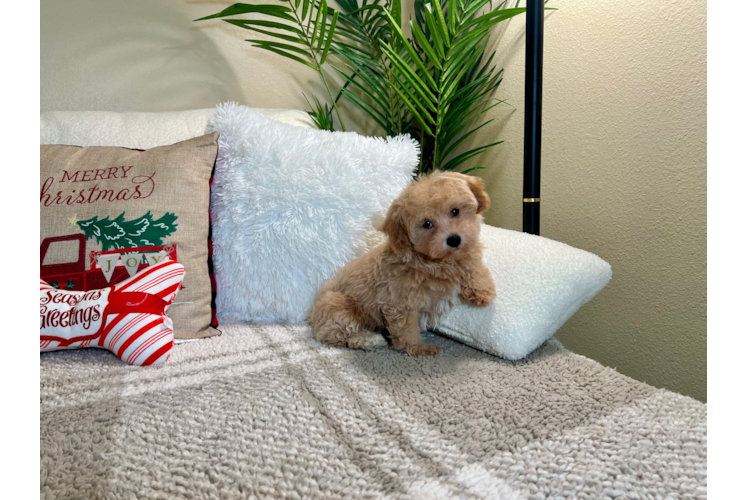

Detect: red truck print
40,234,177,291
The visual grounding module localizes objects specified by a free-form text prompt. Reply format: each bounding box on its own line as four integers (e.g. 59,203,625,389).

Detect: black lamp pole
523,0,544,235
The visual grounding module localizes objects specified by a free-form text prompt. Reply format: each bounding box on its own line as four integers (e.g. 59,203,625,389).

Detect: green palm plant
197,1,545,174
379,0,526,173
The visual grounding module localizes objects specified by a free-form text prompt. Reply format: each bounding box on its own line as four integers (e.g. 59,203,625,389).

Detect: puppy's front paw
405,343,441,357
348,331,388,350
461,286,496,307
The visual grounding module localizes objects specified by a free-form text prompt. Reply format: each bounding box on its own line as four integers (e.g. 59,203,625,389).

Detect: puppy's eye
451,208,459,217
423,220,433,229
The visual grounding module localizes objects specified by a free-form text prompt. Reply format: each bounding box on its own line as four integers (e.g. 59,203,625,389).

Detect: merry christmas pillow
40,133,219,340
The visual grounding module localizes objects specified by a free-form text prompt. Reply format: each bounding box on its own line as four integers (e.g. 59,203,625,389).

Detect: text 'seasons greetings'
40,166,156,207
39,289,104,330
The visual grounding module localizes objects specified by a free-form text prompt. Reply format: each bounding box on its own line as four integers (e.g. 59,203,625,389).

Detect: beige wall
473,1,706,402
41,0,706,401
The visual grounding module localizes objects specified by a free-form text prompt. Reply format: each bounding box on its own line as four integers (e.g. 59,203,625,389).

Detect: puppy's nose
447,235,461,248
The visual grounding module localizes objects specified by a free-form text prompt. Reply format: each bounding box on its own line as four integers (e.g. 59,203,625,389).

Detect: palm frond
303,93,335,130
379,0,526,172
331,0,403,136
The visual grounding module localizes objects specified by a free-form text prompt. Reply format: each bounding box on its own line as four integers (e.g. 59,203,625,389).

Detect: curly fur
312,171,496,356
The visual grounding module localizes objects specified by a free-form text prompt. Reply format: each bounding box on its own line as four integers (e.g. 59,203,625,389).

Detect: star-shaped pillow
40,260,185,366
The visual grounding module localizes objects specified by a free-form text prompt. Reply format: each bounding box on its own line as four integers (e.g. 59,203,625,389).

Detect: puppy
311,171,496,356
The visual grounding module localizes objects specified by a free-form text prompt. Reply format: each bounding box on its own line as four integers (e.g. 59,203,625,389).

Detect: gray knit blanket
40,321,706,499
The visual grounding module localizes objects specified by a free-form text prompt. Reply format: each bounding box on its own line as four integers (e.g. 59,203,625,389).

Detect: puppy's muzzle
446,234,461,248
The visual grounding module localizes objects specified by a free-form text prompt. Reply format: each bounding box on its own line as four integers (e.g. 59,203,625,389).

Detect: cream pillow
435,225,612,360
40,108,314,149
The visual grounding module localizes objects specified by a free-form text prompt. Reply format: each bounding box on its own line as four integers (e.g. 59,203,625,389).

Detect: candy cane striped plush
40,261,185,366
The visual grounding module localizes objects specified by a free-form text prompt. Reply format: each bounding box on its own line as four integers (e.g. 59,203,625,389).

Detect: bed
40,2,706,498
41,321,705,498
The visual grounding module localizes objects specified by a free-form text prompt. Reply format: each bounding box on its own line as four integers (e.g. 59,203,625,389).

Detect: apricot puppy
311,171,496,356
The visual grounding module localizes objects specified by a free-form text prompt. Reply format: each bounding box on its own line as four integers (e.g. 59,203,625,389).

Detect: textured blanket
40,321,706,499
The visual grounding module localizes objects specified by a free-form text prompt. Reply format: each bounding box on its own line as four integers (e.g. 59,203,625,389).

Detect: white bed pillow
207,102,419,323
40,108,314,148
435,224,612,360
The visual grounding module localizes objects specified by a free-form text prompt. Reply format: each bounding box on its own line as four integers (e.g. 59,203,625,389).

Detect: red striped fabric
40,261,185,366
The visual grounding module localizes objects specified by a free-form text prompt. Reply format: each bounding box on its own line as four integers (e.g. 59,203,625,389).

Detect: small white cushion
435,225,612,360
207,102,419,323
40,108,315,148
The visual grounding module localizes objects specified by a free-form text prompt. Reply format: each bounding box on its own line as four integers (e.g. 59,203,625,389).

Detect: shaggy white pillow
207,102,418,323
435,225,612,360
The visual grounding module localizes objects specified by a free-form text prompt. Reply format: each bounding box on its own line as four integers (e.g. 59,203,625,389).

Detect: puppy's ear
380,198,411,252
464,175,491,214
435,171,491,214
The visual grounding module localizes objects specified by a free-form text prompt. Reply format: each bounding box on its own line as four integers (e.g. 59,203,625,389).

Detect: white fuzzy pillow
207,102,418,323
435,225,612,360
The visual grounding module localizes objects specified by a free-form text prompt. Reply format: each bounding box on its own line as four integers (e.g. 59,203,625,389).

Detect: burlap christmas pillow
40,133,220,339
